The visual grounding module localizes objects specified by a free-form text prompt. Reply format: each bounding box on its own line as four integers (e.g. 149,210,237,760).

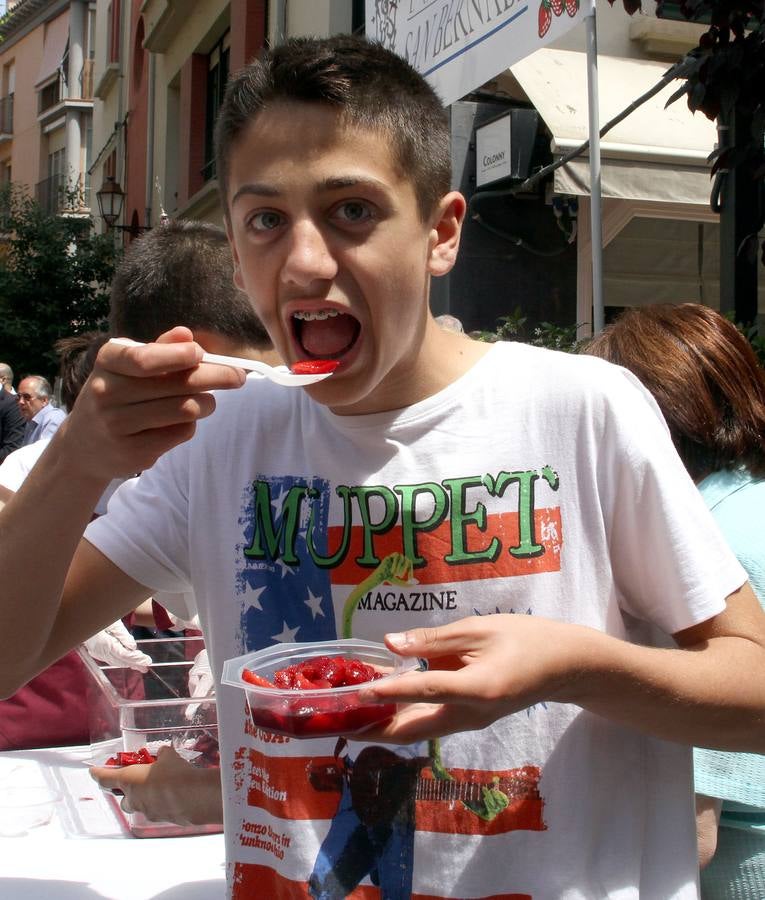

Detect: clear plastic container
77,636,221,838
222,639,422,739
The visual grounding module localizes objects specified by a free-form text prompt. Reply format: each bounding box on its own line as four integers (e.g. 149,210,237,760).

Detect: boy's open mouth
292,309,360,359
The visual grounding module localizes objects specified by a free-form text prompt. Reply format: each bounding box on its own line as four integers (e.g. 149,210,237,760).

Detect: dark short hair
108,219,271,349
215,34,451,221
54,332,110,410
583,303,765,480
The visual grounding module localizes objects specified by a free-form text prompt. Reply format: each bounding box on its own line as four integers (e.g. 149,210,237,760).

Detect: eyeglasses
17,393,35,402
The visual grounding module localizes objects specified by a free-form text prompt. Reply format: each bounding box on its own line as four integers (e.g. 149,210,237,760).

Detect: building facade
2,0,759,333
0,0,95,215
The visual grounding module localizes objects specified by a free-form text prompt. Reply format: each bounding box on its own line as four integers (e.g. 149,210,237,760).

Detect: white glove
82,620,153,672
188,649,214,698
186,649,214,720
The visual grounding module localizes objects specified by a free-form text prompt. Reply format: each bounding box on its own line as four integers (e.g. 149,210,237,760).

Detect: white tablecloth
0,745,226,900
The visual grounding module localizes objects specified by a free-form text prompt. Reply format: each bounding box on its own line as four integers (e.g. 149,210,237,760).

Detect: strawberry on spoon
290,359,340,375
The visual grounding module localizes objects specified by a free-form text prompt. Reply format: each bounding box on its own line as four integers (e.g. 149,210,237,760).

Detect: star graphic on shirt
272,622,300,643
304,588,325,620
245,585,267,613
275,556,294,579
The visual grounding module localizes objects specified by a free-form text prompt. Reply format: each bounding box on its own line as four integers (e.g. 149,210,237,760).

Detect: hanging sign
366,0,587,107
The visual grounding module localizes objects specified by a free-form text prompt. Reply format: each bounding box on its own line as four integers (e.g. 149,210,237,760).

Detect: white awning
509,48,718,206
36,11,69,88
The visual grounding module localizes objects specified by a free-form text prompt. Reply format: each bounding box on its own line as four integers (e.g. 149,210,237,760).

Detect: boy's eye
333,201,373,224
248,210,283,231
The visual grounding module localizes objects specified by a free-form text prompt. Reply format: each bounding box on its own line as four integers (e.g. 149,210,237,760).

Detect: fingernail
386,631,413,650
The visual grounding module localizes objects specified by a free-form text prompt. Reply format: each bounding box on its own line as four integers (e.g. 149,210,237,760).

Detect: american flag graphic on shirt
229,470,561,899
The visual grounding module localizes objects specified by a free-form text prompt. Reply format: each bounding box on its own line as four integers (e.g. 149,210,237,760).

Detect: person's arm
696,794,722,869
359,581,765,752
90,746,223,826
0,328,244,697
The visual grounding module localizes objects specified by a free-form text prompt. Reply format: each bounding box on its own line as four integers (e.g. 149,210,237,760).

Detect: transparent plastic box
222,638,423,739
77,636,222,838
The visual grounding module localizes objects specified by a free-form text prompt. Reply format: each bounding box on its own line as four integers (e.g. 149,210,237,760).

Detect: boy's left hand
359,584,765,754
357,613,583,743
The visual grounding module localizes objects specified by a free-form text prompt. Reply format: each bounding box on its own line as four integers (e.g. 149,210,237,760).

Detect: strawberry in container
223,639,423,739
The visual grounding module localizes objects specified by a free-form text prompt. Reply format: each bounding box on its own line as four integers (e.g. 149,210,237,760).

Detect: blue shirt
22,403,66,446
694,468,765,830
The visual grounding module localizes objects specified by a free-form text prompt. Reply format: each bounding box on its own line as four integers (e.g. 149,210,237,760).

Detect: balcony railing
39,73,64,114
36,175,91,215
36,173,66,215
37,63,94,112
0,94,13,135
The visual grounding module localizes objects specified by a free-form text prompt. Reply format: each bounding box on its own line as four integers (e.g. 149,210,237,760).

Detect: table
0,745,226,900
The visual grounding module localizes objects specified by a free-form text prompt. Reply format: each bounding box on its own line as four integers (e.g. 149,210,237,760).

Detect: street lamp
96,175,151,233
96,175,124,228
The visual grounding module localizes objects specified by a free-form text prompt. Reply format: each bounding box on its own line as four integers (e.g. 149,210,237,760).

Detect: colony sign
366,0,587,107
476,113,512,186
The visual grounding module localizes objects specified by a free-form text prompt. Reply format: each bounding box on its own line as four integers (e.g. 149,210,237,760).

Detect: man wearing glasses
17,375,66,446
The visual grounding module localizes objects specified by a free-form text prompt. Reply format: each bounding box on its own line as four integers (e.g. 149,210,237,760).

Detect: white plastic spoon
109,338,336,387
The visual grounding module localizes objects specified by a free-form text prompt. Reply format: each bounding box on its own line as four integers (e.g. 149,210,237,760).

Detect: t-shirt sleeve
595,368,747,635
85,444,194,598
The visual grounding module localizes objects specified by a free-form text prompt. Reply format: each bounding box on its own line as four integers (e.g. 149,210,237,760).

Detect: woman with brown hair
585,302,765,900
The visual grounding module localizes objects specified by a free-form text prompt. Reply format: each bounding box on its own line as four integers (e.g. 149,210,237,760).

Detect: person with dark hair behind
109,218,279,364
584,302,765,900
97,218,283,828
56,333,110,412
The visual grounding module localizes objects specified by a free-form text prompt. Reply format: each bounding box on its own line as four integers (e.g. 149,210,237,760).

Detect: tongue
300,313,357,357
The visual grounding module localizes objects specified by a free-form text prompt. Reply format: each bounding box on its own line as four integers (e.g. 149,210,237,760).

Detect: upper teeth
293,309,340,321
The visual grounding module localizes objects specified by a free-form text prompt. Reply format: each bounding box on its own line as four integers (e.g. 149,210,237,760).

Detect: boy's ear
427,192,467,277
225,219,246,292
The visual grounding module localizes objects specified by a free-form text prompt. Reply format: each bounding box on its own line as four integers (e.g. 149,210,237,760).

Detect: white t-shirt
0,437,123,516
86,342,745,899
0,437,50,490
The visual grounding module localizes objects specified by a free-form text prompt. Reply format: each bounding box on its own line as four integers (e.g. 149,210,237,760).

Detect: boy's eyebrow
230,175,389,207
230,183,280,206
319,175,388,193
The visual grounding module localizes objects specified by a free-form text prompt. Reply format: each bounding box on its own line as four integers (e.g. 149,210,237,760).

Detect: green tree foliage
471,306,587,352
474,306,764,363
0,183,119,381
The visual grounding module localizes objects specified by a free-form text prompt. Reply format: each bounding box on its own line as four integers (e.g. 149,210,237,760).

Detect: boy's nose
281,221,338,286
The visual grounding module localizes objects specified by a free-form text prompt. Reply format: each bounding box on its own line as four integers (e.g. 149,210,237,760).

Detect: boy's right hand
59,326,245,481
